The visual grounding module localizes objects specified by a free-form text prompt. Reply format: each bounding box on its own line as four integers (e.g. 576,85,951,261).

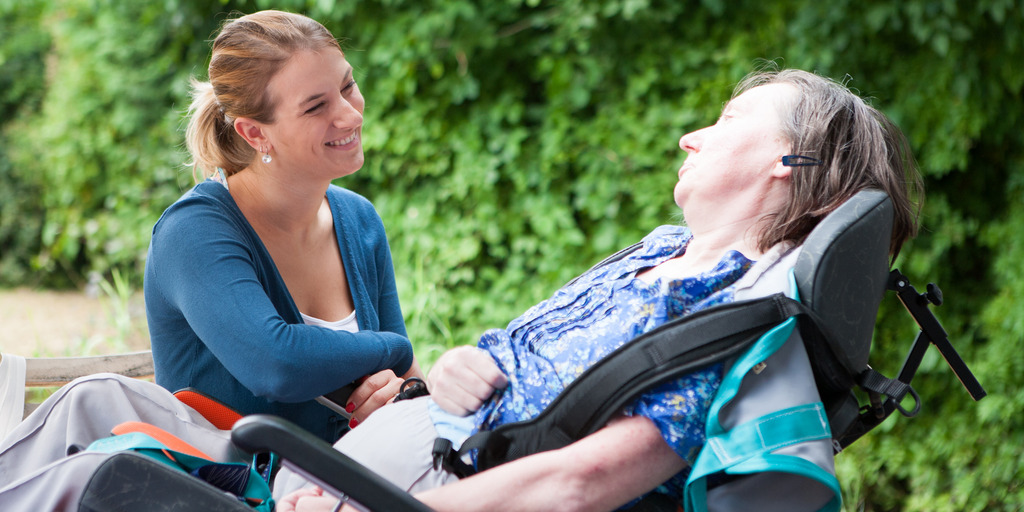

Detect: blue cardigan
144,181,413,442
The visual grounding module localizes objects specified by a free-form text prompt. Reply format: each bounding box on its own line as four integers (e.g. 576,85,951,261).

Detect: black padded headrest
794,189,894,376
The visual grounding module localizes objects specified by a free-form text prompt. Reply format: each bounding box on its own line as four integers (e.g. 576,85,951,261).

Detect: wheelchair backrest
795,188,893,381
793,189,898,445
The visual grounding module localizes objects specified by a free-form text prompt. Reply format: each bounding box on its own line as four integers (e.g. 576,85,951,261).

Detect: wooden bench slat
24,350,155,387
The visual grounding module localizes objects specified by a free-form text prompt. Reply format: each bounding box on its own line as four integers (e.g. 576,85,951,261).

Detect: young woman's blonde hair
740,68,924,257
185,10,342,180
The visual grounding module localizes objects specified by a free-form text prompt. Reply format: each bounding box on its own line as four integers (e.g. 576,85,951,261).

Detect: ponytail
185,79,258,181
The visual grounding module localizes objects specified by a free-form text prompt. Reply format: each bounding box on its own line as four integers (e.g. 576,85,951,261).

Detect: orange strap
173,388,243,430
111,421,213,461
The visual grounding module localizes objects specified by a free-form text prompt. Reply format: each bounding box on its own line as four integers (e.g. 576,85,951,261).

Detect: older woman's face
673,83,795,219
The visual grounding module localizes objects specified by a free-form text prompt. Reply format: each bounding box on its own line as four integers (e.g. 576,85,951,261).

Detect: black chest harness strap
433,293,812,477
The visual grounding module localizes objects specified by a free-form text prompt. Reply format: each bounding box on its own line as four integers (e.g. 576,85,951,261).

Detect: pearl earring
259,146,272,164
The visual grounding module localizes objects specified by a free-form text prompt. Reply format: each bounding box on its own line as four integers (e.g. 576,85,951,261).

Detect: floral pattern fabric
472,225,754,502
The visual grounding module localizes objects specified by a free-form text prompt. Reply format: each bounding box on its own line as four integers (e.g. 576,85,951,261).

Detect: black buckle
432,438,453,471
430,437,476,478
393,377,430,402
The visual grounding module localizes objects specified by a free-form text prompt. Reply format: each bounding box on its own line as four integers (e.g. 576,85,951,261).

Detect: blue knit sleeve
372,231,407,340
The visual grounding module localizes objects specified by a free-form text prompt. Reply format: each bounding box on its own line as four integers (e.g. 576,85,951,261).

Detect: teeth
326,133,358,146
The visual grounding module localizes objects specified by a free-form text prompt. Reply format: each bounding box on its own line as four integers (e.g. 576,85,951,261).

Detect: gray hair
736,68,923,257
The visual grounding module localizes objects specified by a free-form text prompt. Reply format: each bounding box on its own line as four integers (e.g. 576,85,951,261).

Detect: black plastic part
231,414,434,512
78,452,250,512
794,189,893,388
321,381,358,409
888,270,986,401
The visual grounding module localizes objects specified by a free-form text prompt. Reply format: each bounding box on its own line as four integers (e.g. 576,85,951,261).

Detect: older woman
276,68,921,512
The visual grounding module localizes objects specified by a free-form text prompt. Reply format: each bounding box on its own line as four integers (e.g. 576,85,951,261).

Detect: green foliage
2,0,214,285
0,0,49,285
2,0,1022,509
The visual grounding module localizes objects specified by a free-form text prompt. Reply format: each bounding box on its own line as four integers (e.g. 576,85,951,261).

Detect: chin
337,167,362,179
335,156,364,178
673,185,687,210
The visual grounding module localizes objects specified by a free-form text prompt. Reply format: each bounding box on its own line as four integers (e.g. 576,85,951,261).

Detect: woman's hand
427,346,508,416
346,370,404,427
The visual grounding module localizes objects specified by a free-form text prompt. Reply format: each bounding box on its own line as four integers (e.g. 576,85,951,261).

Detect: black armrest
231,415,434,512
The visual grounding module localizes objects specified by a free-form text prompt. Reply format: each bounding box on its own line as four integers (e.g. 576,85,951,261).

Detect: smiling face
673,83,796,230
260,49,365,180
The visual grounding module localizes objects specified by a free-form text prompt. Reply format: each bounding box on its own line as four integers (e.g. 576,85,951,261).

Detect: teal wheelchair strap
686,396,840,512
683,404,839,512
732,454,842,511
684,271,840,512
705,317,798,438
702,402,831,468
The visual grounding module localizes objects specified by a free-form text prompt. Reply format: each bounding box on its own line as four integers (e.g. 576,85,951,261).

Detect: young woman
144,10,422,444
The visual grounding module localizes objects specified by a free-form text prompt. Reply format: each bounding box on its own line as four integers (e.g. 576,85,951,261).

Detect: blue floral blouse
473,225,754,502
